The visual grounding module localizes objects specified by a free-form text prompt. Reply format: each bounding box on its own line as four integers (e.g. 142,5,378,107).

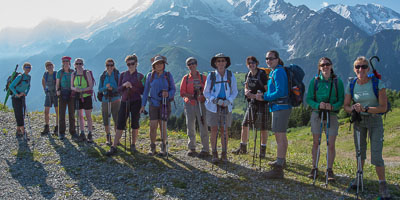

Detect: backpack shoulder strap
44,72,49,82
209,71,216,92
334,77,338,99
114,69,119,83
100,71,107,87
227,70,232,89
313,77,319,101
371,76,379,98
349,77,358,99
165,71,171,89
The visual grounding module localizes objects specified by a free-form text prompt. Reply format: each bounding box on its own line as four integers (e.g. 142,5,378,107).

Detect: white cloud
321,2,329,8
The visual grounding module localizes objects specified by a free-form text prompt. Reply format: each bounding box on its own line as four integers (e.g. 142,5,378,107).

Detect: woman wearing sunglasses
106,54,144,156
343,56,391,199
306,57,344,182
9,62,32,138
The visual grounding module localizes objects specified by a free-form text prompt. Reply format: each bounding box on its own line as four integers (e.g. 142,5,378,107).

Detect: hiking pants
59,98,75,135
184,102,209,152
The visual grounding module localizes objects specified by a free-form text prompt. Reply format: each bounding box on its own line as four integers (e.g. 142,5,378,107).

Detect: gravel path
0,111,388,199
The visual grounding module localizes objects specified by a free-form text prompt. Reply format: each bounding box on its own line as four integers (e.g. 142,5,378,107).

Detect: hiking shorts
310,112,339,136
149,102,171,121
271,108,292,133
117,100,141,130
242,102,271,131
353,114,385,167
206,109,232,128
101,100,120,126
44,95,58,107
75,96,93,110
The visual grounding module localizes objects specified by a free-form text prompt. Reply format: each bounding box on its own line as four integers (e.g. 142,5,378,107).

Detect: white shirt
203,69,238,113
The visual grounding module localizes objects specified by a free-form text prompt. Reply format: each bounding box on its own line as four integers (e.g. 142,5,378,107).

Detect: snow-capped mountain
327,4,400,35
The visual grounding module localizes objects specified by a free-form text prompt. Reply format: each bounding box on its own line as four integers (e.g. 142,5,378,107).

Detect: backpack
184,72,205,93
209,70,232,93
245,68,270,91
349,74,391,115
5,72,23,95
271,65,305,107
97,69,119,101
313,76,338,102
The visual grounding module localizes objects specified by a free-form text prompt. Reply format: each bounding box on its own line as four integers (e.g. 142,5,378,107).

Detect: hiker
203,53,238,163
41,61,59,136
106,54,144,156
71,58,94,143
256,50,291,179
343,56,391,199
98,58,121,145
140,55,175,156
233,56,271,158
180,57,209,158
56,56,77,140
305,57,344,182
9,62,31,138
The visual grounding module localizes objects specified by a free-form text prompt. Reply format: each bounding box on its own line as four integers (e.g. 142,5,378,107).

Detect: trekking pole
57,96,60,137
108,93,112,144
250,99,257,167
124,99,128,151
325,111,330,188
162,94,169,159
221,105,228,174
355,123,364,199
257,90,263,170
76,94,80,139
313,110,325,186
212,105,221,171
23,97,32,142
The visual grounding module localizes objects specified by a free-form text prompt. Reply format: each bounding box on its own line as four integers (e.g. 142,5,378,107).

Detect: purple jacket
118,70,144,102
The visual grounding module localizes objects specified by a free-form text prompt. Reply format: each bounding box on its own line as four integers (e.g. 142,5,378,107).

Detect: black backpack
271,65,305,107
5,72,23,95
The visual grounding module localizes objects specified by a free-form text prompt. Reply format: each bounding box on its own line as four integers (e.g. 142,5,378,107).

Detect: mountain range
1,0,399,112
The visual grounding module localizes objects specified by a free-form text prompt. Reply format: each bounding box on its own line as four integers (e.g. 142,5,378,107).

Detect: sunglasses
24,66,32,69
265,57,277,61
216,60,226,63
62,60,70,63
319,63,332,67
127,62,136,66
106,64,114,67
187,62,197,66
355,65,368,69
75,63,83,65
46,65,53,67
248,61,257,65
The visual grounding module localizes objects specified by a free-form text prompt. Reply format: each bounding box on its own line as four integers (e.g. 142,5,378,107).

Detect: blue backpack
271,64,305,107
349,74,391,115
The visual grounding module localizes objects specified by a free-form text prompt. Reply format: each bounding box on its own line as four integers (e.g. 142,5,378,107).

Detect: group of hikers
6,50,391,198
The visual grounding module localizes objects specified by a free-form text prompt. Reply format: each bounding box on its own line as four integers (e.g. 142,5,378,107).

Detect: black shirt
245,68,268,101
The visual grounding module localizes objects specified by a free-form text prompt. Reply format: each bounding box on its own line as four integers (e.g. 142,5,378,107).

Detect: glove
223,100,230,107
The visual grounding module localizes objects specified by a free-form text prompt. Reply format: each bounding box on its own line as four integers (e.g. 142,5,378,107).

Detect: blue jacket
263,65,291,112
10,73,31,98
142,71,176,107
98,71,120,102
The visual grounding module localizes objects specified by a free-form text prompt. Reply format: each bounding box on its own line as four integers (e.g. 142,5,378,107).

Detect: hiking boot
197,151,210,158
211,151,219,164
308,168,319,179
232,143,247,155
58,133,65,140
158,143,167,157
379,181,391,199
187,149,197,157
268,160,287,169
41,124,50,136
130,144,138,154
260,145,266,158
327,168,335,182
263,165,284,179
106,146,117,156
70,132,79,140
220,151,228,162
78,131,86,142
87,132,93,143
106,133,112,146
148,143,157,156
53,126,58,136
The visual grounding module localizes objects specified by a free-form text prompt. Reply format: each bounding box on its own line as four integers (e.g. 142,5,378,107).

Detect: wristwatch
364,106,369,113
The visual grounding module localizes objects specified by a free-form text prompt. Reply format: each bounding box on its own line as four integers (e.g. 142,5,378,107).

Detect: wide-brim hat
151,55,168,67
211,53,231,69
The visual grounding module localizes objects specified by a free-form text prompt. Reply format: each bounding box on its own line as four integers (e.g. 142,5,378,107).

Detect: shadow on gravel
5,139,55,199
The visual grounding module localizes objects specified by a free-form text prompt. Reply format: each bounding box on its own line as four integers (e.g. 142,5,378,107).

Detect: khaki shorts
149,102,171,121
206,109,232,128
271,109,291,133
310,112,339,136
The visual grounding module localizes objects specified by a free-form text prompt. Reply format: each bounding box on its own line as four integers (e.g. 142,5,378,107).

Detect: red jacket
180,71,206,105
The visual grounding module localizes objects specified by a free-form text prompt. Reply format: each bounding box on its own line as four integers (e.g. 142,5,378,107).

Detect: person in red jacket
180,57,209,158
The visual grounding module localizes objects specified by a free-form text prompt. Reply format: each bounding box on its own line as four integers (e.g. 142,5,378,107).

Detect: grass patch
172,178,187,189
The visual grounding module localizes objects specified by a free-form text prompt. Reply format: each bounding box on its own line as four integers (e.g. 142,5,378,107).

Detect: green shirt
306,75,345,113
73,74,90,98
345,78,384,115
56,69,74,89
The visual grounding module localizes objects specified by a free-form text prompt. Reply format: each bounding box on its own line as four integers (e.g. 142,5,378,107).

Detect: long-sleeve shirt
180,71,207,106
118,70,144,102
98,70,120,102
142,71,176,107
306,75,344,114
203,69,238,113
263,65,291,112
10,73,31,98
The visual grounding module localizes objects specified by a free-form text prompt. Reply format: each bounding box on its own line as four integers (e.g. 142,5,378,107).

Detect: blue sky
286,0,400,12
